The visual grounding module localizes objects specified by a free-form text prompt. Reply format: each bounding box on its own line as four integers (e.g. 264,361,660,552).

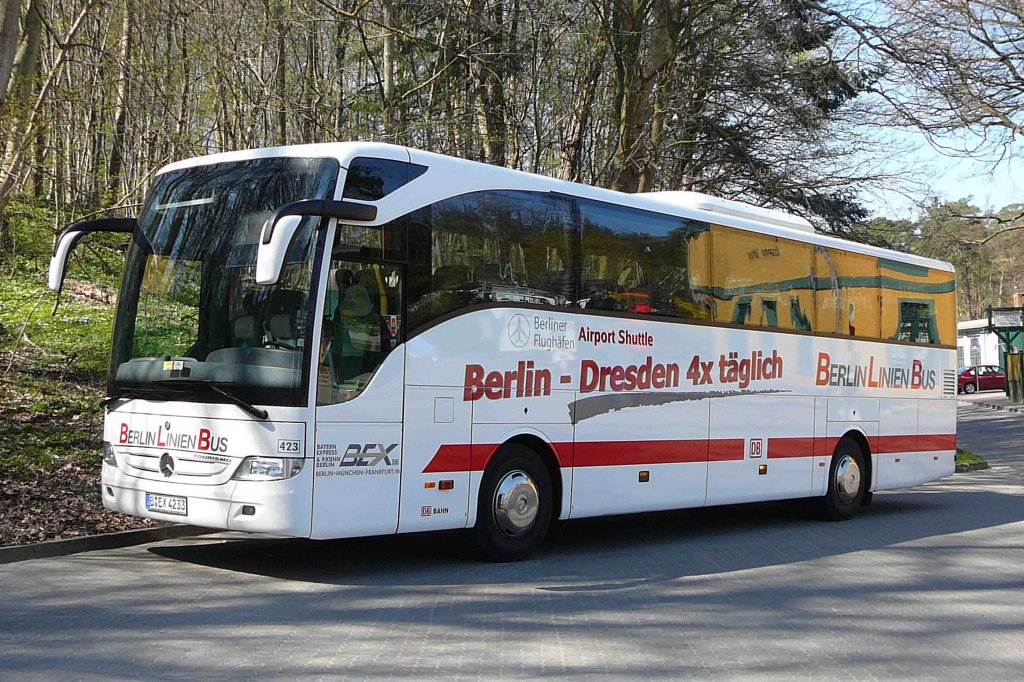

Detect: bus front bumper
100,462,313,537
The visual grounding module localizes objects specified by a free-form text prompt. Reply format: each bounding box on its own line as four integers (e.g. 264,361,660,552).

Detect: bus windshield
109,156,340,407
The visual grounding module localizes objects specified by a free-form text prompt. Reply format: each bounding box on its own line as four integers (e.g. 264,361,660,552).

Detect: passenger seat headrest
267,313,294,339
341,285,374,317
234,315,256,339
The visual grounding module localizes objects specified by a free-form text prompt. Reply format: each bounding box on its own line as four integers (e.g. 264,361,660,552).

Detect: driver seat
331,285,379,383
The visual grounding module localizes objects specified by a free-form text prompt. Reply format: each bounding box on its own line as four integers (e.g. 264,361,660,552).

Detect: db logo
420,505,432,517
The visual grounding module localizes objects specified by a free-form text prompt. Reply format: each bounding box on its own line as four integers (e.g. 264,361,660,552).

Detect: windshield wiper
152,379,269,420
101,385,189,408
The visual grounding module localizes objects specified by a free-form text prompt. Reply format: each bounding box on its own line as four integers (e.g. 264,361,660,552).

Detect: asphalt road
1,404,1022,680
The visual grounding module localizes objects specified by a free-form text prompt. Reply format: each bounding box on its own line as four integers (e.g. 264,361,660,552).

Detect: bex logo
341,443,399,467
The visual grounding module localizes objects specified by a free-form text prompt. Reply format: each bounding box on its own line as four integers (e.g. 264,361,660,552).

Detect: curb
958,399,1024,414
0,524,215,565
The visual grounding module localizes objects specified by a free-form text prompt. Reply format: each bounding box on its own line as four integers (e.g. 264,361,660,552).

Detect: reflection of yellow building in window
828,249,881,339
879,260,955,345
695,225,815,331
688,223,956,346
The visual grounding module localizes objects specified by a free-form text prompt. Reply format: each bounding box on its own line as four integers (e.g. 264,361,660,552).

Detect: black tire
820,437,866,521
963,382,977,394
473,443,553,562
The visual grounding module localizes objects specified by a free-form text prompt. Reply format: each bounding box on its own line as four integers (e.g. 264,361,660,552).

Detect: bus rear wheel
821,438,866,521
473,444,553,562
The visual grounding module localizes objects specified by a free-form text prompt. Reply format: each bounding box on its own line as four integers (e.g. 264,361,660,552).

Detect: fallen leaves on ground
0,451,160,547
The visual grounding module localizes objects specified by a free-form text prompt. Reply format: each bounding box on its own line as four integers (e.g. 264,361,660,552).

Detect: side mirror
255,215,303,284
48,217,136,293
255,199,377,286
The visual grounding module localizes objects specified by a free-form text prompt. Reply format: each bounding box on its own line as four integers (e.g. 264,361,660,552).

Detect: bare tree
0,0,916,251
806,0,1024,156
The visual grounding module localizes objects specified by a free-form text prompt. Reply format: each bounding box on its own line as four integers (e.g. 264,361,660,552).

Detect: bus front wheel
473,444,553,562
821,438,866,521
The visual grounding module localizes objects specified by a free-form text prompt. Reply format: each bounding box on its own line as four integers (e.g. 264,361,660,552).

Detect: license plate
145,492,187,516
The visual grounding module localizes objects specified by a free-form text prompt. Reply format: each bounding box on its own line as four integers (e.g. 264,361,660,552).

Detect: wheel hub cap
493,470,539,537
835,454,861,504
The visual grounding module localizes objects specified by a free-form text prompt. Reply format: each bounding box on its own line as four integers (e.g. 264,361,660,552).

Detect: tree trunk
0,0,23,107
105,1,132,203
559,44,606,182
467,0,509,166
275,0,287,144
334,19,347,136
381,0,396,138
6,0,39,105
0,0,94,205
606,0,676,193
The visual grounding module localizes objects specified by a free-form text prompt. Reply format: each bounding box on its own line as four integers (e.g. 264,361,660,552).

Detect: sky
860,128,1022,221
914,149,1021,213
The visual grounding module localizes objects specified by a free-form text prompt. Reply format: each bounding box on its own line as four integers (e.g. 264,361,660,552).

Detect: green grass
2,196,128,290
0,196,126,478
0,372,105,480
0,269,116,375
956,448,984,465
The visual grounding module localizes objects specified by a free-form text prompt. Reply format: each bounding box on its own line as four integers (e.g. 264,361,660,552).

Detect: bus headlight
102,441,117,467
232,457,305,481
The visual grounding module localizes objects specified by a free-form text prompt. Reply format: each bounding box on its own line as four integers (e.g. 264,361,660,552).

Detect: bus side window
832,250,881,338
578,198,710,319
814,246,839,334
406,190,577,332
709,225,812,330
317,260,403,406
879,259,954,345
894,300,938,343
343,157,427,201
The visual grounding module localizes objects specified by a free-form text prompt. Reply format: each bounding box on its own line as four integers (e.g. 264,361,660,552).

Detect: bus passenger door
311,259,405,539
397,386,473,533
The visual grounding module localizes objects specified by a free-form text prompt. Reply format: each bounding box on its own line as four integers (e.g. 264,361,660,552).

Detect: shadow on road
4,404,1022,680
148,481,1023,587
145,407,1023,587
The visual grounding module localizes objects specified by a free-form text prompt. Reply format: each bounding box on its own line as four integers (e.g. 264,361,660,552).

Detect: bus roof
157,141,955,274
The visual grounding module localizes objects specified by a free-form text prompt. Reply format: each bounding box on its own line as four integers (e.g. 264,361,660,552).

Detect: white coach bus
49,142,957,560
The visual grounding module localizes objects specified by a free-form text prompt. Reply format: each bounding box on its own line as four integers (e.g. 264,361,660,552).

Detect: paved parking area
1,404,1022,679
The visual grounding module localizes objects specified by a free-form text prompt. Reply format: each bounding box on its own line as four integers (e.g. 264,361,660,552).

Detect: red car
958,365,1006,393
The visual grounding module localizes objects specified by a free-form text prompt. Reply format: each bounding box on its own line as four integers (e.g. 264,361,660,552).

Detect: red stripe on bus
766,438,816,458
915,433,957,451
421,433,957,473
875,435,918,454
552,442,574,468
427,442,573,473
814,437,841,457
422,444,472,473
708,439,745,461
574,439,711,467
471,443,500,472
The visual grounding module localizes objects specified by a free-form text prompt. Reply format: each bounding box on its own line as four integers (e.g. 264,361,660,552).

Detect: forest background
0,0,1022,544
